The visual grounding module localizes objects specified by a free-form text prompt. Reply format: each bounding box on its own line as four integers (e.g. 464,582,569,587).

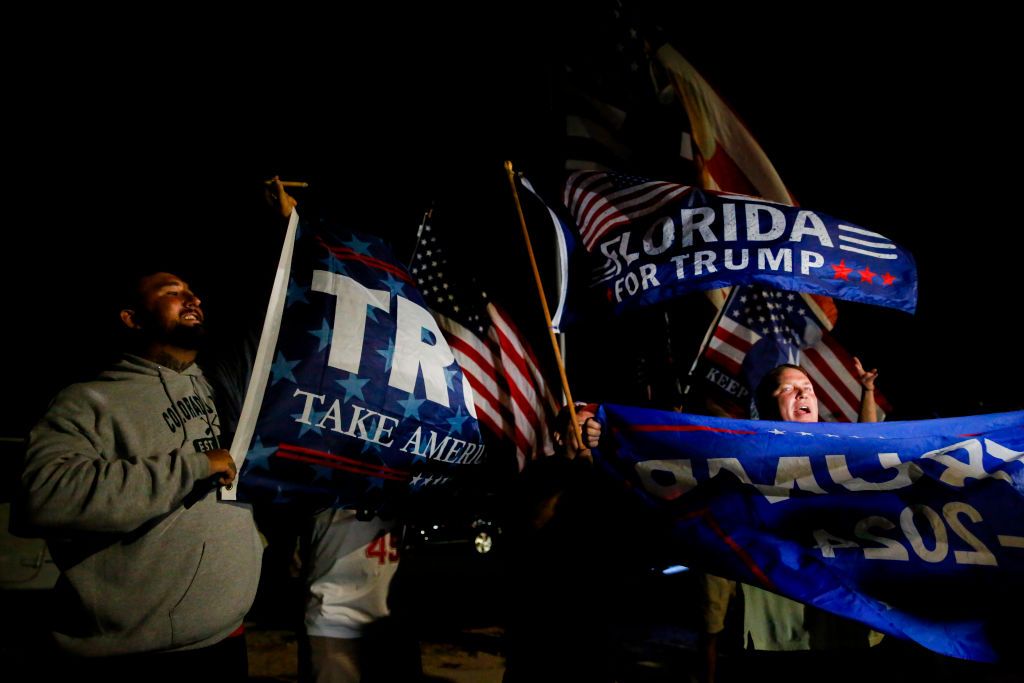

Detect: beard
165,322,207,350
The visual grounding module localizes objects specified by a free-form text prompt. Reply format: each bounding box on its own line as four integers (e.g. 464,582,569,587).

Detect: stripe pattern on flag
563,170,691,251
410,220,560,470
700,286,889,421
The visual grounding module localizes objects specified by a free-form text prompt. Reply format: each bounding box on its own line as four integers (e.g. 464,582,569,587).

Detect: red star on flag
858,266,877,283
881,272,896,286
831,259,853,280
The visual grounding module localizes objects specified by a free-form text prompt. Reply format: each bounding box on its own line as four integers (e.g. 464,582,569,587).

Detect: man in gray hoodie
17,270,264,682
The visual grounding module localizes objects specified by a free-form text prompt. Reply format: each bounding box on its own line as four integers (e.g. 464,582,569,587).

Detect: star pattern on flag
446,407,469,432
319,252,347,274
245,436,278,471
342,234,373,255
764,427,886,440
286,279,309,307
336,375,370,403
379,272,407,297
831,260,853,280
397,396,425,420
308,318,332,352
270,352,301,385
376,338,395,372
292,410,327,438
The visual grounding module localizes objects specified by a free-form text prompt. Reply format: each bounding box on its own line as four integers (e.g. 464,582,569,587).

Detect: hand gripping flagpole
504,161,583,451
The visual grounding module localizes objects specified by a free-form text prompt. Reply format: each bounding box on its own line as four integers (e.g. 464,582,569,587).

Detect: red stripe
805,351,859,411
802,348,860,417
275,451,410,481
494,337,542,433
704,347,742,376
714,325,754,353
687,508,777,590
277,443,408,476
315,237,415,283
447,336,497,382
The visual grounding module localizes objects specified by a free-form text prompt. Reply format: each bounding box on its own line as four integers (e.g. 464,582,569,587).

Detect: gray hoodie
19,354,263,656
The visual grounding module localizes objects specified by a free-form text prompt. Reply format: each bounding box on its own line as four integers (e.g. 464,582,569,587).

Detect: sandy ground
246,624,506,683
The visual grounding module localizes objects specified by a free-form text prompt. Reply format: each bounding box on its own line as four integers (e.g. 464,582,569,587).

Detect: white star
797,431,813,436
825,433,840,438
768,428,786,435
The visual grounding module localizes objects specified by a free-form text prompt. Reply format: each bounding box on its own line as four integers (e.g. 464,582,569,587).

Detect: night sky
6,7,1022,438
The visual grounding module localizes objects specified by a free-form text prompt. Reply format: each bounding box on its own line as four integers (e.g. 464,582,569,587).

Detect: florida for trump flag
596,403,1024,662
563,171,917,315
225,211,486,509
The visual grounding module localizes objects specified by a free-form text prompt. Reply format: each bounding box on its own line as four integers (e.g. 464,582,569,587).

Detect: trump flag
563,172,917,315
225,211,486,509
596,403,1024,662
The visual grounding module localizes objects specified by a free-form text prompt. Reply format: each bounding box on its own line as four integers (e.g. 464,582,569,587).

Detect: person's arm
18,388,218,534
854,356,879,424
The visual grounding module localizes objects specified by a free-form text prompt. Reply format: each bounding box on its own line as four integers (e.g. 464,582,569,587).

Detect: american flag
410,218,559,470
562,170,691,251
701,285,889,422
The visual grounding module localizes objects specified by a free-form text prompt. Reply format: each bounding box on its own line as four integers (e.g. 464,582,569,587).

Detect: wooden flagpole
503,161,583,450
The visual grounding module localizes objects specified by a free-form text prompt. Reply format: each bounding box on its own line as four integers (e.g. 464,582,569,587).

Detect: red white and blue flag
562,171,917,315
226,212,486,508
595,403,1024,663
410,218,559,471
701,285,890,421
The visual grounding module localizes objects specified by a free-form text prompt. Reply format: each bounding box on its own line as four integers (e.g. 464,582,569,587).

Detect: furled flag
696,284,890,422
595,403,1024,662
518,173,581,334
225,211,486,509
562,171,917,315
409,214,560,471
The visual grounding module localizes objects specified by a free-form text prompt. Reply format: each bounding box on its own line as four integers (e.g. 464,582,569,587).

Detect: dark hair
753,364,810,420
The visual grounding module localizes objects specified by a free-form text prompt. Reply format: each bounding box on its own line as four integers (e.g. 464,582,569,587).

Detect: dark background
6,6,1022,438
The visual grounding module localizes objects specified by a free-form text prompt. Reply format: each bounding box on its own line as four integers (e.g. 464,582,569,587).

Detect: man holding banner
16,268,263,682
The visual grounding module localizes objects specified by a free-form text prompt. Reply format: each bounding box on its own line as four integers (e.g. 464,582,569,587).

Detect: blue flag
563,171,917,314
595,403,1024,662
227,212,486,509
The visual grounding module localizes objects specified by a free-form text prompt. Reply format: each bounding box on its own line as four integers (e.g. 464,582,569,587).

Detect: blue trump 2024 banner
595,404,1024,662
565,172,917,314
227,211,486,509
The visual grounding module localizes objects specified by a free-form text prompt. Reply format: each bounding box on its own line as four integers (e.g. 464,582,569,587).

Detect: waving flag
699,285,890,421
596,403,1024,662
562,172,917,315
226,212,485,508
410,217,559,471
655,43,792,204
